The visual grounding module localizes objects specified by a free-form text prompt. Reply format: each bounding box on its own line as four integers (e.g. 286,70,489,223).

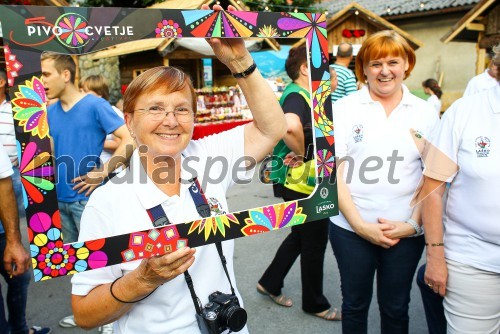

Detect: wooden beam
441,0,496,43
476,32,486,75
465,22,485,31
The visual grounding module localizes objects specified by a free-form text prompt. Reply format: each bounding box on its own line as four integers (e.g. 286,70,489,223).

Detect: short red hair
355,30,416,84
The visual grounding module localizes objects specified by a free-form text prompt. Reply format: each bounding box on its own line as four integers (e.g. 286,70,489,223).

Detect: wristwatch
232,61,257,78
405,218,423,236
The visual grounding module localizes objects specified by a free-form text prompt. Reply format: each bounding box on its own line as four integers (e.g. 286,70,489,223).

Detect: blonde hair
123,67,196,114
80,75,110,100
355,30,416,84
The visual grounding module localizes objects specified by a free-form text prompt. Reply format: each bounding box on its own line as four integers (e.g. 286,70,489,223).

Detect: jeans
330,223,424,334
416,264,446,334
0,234,31,334
58,200,88,243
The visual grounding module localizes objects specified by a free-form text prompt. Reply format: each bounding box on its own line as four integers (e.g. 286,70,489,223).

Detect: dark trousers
416,264,447,334
0,234,31,334
330,223,424,334
259,216,331,313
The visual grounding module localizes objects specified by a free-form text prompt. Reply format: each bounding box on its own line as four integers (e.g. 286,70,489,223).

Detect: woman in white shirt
70,5,286,333
422,78,442,117
330,30,438,334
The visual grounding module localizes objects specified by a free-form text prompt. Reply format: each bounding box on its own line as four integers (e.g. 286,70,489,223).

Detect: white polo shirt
72,126,251,334
0,98,18,166
424,84,500,273
463,70,497,96
0,144,13,179
330,85,438,232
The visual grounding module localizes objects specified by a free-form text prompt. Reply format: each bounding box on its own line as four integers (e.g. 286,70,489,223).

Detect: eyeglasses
134,106,194,123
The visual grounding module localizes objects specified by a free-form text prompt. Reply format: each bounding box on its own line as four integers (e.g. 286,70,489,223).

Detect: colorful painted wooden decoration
0,5,338,281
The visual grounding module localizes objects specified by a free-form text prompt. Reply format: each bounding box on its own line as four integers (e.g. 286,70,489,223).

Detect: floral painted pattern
242,202,307,236
155,19,183,38
12,76,49,139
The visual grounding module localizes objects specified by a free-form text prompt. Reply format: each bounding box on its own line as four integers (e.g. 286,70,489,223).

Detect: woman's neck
369,86,404,117
141,153,182,197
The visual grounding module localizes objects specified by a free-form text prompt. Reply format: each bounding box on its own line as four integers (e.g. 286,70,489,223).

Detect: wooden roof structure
87,0,280,60
441,0,499,48
328,2,422,50
293,2,422,51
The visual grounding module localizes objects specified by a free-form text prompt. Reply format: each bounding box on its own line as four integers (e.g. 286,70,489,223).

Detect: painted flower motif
56,13,90,47
36,240,76,277
241,202,307,236
155,19,183,38
189,214,239,241
17,141,54,208
278,13,328,69
12,76,49,139
317,149,335,177
4,45,23,87
258,25,279,37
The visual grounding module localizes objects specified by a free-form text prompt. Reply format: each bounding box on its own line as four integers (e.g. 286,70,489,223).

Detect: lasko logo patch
352,124,364,143
18,14,134,48
475,136,491,157
55,13,90,48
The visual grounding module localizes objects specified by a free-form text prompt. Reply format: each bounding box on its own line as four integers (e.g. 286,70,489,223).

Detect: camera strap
146,177,236,315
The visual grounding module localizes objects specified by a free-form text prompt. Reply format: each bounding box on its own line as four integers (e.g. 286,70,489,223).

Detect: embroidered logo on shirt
352,124,364,143
208,197,227,216
475,136,491,157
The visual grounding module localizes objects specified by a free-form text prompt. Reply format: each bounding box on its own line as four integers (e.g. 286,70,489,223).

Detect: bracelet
405,218,423,236
110,276,157,303
425,242,444,247
232,61,257,78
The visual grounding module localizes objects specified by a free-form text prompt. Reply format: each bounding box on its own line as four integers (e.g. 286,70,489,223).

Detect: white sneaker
58,315,77,328
99,323,114,334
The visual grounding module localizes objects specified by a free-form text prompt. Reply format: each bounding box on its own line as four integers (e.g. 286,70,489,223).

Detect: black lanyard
146,178,235,315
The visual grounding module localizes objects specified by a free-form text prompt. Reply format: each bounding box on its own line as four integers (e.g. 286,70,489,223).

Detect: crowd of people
0,4,499,332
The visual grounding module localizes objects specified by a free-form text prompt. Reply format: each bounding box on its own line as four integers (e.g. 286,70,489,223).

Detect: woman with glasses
70,5,286,333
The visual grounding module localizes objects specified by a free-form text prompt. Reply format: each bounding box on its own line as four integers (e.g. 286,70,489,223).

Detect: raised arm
202,4,287,165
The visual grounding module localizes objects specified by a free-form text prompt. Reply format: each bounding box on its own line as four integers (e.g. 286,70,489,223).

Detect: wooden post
476,32,486,75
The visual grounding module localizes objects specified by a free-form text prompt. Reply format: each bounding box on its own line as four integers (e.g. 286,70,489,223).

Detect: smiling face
41,59,68,100
125,85,195,161
364,56,409,99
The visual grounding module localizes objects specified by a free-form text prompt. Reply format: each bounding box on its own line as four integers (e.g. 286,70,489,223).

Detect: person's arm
203,4,287,166
379,204,422,239
336,161,400,248
0,177,29,276
73,246,196,329
103,136,121,153
421,176,447,296
283,113,304,157
72,125,134,196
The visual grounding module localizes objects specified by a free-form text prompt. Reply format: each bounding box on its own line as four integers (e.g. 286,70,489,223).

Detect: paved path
16,165,427,333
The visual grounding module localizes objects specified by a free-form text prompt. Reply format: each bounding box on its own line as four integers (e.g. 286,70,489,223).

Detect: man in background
463,51,498,96
331,42,357,102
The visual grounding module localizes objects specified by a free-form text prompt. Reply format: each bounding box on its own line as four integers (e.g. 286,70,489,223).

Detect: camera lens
222,306,247,332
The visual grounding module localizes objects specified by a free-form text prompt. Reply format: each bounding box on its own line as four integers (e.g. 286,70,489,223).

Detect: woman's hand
354,222,400,249
136,247,196,289
424,257,448,297
283,152,304,167
201,4,253,74
379,218,416,239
